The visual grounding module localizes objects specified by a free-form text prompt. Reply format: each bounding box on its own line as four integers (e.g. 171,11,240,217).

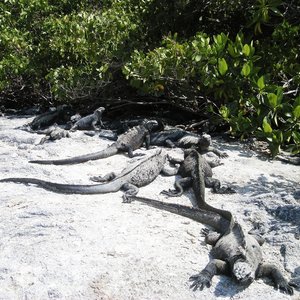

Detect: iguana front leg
145,133,151,149
256,263,295,295
91,120,99,131
189,259,229,291
207,147,228,158
161,177,192,197
120,144,144,158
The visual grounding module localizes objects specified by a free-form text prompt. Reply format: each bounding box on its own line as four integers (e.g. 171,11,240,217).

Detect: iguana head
197,133,211,151
95,107,105,114
144,120,159,131
232,260,255,285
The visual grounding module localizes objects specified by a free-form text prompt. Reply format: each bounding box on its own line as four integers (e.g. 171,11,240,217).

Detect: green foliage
124,21,300,155
0,0,299,155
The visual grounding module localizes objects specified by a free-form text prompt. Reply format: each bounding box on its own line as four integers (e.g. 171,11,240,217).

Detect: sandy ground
0,115,299,300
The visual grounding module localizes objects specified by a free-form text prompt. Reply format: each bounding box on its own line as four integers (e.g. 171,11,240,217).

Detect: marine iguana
38,124,70,144
1,149,172,201
151,129,228,158
29,105,72,130
29,120,158,165
70,107,105,131
161,149,235,198
126,182,295,294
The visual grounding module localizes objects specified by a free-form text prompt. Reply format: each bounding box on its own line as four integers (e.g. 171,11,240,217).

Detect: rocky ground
0,115,299,300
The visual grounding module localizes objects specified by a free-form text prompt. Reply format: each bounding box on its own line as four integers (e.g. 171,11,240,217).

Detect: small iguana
37,124,70,144
29,105,72,130
70,107,105,131
29,120,158,165
162,149,235,198
126,173,295,295
1,149,173,201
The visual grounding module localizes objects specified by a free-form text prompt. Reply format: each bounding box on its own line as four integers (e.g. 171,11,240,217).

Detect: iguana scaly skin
162,149,235,199
29,120,158,165
0,149,170,201
70,107,105,131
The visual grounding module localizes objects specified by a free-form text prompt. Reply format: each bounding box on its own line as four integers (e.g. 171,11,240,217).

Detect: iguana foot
219,152,228,158
122,195,131,203
160,189,180,197
90,176,106,182
213,186,236,194
189,271,212,291
275,279,294,295
201,228,210,237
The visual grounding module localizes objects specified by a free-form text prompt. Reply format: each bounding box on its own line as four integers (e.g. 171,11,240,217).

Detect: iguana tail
0,177,122,194
29,144,119,165
128,196,229,233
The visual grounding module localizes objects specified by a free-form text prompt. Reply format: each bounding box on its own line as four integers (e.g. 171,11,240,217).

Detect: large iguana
70,107,105,131
1,149,172,201
162,149,235,198
29,120,158,165
126,158,296,295
151,129,228,158
29,105,72,130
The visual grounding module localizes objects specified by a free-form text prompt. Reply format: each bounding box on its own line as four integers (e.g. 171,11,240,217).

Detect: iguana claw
276,280,294,295
160,189,179,197
201,228,210,237
189,271,212,291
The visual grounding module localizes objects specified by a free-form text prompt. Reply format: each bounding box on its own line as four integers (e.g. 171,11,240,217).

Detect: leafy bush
0,0,299,155
124,27,300,155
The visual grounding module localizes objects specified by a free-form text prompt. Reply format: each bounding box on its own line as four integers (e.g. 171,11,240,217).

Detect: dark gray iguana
29,105,72,130
126,151,296,295
161,149,235,198
1,149,172,201
70,107,105,131
29,120,158,165
151,129,228,158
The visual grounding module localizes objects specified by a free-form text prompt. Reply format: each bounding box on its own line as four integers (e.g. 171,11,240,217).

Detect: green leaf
263,117,272,133
293,105,300,119
218,58,228,76
292,131,300,143
228,44,237,57
276,87,283,104
267,93,278,108
242,44,250,56
194,55,201,62
257,76,265,90
241,63,251,77
219,105,230,119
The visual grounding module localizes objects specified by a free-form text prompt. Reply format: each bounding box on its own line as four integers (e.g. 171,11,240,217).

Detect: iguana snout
232,261,255,285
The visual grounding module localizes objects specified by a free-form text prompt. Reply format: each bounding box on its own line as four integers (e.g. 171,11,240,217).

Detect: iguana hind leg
90,172,116,182
256,263,295,295
205,177,236,194
161,177,192,197
201,228,222,246
189,259,229,291
122,183,139,203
